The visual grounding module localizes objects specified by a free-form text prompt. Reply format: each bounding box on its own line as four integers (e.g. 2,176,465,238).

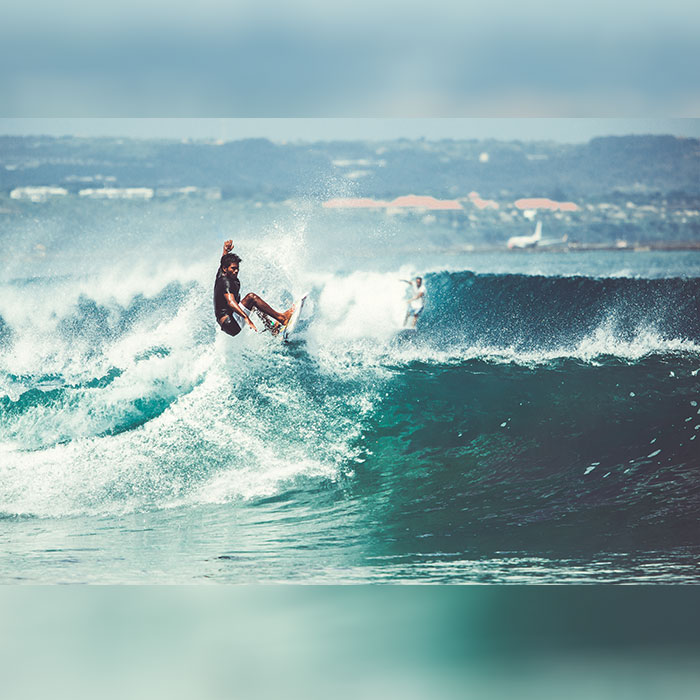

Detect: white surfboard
282,294,308,341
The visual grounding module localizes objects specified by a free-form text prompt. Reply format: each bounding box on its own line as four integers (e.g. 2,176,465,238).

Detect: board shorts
218,307,251,337
407,305,424,317
219,315,241,337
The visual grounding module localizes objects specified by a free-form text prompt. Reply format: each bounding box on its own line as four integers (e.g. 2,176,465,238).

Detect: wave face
422,271,700,352
1,260,699,581
352,355,700,557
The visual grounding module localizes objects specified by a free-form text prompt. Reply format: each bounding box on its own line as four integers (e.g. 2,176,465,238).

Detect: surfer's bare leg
404,310,419,327
240,293,293,325
404,309,420,328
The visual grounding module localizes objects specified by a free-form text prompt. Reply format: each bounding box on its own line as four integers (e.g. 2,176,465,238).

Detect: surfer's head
221,252,241,276
415,276,422,286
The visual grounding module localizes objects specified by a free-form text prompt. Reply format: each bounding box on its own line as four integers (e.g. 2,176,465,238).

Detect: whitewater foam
0,316,375,518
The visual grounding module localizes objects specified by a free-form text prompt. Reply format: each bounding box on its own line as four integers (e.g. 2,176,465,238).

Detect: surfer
401,276,426,328
214,249,294,338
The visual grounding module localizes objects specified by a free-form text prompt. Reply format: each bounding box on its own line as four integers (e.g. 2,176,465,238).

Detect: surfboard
282,294,308,341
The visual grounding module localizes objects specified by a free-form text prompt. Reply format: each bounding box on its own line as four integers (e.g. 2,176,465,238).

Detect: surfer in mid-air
401,276,426,328
214,240,294,338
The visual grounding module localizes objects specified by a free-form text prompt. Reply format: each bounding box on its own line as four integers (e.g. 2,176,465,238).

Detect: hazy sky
3,3,699,119
2,119,699,143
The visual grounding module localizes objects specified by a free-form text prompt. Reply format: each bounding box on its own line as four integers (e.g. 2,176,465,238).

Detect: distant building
514,198,579,212
467,192,499,210
78,188,154,200
10,186,68,202
323,195,463,210
155,186,221,200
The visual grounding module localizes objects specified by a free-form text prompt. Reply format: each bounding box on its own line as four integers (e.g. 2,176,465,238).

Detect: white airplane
508,220,542,249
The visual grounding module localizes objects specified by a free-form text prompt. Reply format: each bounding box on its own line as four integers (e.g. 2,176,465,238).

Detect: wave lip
298,269,700,369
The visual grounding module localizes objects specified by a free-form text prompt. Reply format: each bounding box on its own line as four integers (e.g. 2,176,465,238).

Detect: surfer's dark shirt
214,273,241,319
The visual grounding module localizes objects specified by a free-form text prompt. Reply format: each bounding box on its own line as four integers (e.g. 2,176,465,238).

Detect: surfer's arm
224,293,257,331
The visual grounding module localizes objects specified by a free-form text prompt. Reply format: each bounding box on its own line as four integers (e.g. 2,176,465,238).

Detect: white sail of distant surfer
508,220,542,249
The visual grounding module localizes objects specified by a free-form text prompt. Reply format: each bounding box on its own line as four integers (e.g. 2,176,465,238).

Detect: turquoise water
1,198,699,583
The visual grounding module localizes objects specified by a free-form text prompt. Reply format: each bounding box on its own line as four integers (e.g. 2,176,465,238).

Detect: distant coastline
1,133,698,248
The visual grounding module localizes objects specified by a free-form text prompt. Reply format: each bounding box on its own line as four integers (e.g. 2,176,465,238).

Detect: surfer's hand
223,239,233,253
246,317,258,332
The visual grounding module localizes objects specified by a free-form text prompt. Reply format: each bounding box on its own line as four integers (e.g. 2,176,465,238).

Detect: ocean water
1,198,699,583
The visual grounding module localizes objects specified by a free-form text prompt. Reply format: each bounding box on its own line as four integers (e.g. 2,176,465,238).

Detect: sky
2,2,699,119
2,119,699,144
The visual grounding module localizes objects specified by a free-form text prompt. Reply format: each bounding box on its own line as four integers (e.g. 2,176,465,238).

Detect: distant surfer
401,276,426,328
214,241,294,338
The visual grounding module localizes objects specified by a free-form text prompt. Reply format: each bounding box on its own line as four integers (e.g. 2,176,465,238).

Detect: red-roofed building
468,192,499,210
514,198,579,212
323,195,463,210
